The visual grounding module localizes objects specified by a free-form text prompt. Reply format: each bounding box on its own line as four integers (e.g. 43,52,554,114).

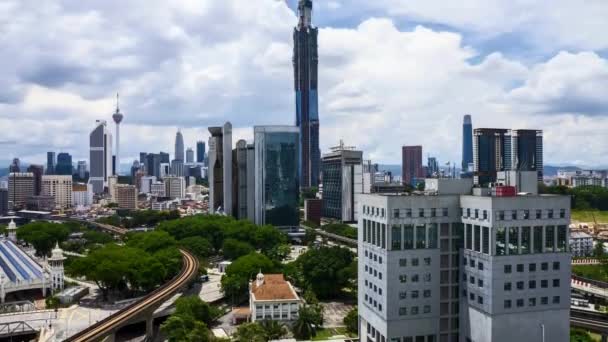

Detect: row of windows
364,205,386,217
464,258,484,270
504,296,561,308
464,224,568,255
364,294,383,312
393,208,449,218
365,265,383,280
364,279,383,295
391,224,438,250
399,257,432,267
462,208,567,221
399,273,432,283
398,305,432,316
364,250,383,264
503,279,561,290
503,261,561,273
495,225,568,255
390,336,437,342
363,220,387,249
367,323,386,342
399,289,432,299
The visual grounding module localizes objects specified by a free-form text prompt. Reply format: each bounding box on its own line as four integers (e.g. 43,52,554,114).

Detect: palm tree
259,320,287,340
293,305,322,340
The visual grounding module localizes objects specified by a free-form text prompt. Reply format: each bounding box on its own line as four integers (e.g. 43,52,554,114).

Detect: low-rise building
570,231,594,257
249,272,301,322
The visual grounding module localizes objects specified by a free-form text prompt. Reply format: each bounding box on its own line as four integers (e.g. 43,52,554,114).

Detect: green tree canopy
221,252,278,304
222,239,254,260
233,322,267,342
17,222,71,256
179,236,213,258
291,246,355,299
570,328,594,342
126,230,177,253
343,307,358,334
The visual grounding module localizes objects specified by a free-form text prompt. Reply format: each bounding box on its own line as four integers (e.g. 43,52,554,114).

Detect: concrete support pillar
146,315,154,340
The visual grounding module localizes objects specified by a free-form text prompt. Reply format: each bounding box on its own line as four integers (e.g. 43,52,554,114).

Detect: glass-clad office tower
293,0,320,188
462,115,473,172
254,126,300,228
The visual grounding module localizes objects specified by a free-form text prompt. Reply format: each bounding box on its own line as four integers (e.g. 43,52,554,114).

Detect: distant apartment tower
114,184,137,210
8,158,20,173
357,176,571,342
0,189,8,216
234,140,255,221
208,122,233,215
254,126,299,227
8,173,34,210
427,157,439,177
402,146,424,186
46,152,56,175
41,175,73,209
473,128,508,186
72,183,93,207
164,176,185,199
474,129,543,185
56,153,73,175
175,130,184,162
506,129,543,181
145,154,162,178
196,141,206,163
77,161,87,179
186,148,194,164
89,120,113,194
26,165,44,196
321,141,363,222
171,159,184,177
462,115,473,172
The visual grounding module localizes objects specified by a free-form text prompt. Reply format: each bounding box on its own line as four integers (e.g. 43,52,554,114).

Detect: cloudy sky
1,0,608,168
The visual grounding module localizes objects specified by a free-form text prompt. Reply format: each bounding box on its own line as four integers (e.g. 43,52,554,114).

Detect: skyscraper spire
112,93,124,176
115,92,120,112
298,0,313,29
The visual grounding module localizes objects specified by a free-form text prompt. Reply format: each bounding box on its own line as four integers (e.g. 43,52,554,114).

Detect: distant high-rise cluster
294,0,320,189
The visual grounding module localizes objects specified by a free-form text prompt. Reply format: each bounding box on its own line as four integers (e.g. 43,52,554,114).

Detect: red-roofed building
249,272,301,322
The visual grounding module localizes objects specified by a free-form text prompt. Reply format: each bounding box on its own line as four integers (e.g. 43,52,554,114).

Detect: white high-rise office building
89,120,113,194
41,175,73,209
358,175,570,342
164,176,185,199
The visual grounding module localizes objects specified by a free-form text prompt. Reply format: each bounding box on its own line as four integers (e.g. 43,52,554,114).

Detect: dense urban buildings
208,122,233,215
358,173,570,342
186,148,194,164
89,120,113,194
8,172,34,210
254,126,300,228
41,175,73,209
321,141,363,222
197,141,206,163
112,94,124,175
402,146,424,187
145,153,162,179
293,0,320,189
234,140,255,221
462,115,473,173
556,169,608,188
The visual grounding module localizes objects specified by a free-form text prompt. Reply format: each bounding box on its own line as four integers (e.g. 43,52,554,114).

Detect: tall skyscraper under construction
293,0,320,188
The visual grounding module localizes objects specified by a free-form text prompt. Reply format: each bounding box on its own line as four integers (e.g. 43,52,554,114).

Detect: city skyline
2,1,608,168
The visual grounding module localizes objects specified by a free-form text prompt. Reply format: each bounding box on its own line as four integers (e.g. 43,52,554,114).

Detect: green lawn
311,327,355,341
572,264,608,283
572,210,608,224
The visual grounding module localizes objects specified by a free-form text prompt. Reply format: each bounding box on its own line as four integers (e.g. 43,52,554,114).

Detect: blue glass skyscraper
293,0,320,188
462,114,473,172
